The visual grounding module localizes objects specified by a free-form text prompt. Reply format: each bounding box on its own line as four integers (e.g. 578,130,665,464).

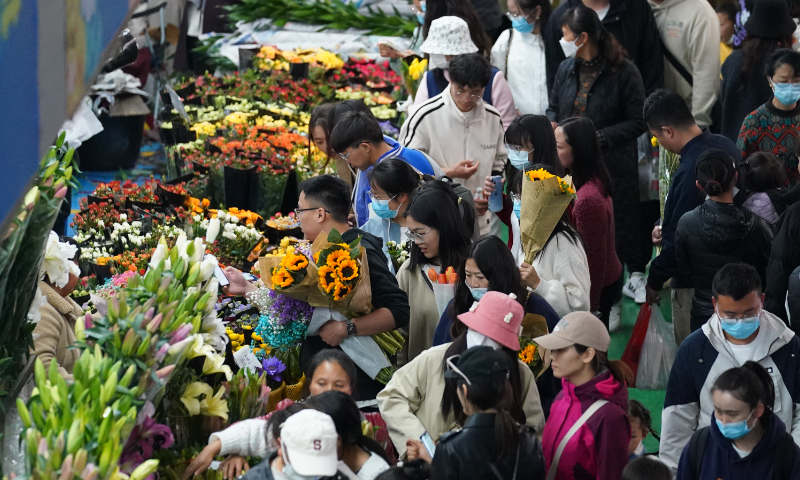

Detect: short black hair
715,0,738,20
766,48,800,77
329,111,384,154
744,151,787,192
712,263,762,300
643,89,695,131
622,457,671,480
327,100,374,136
299,174,351,224
448,54,492,89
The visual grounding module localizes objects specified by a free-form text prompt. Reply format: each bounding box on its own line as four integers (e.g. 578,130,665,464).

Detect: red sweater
573,177,622,310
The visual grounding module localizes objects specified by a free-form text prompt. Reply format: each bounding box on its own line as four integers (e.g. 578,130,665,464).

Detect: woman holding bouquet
377,291,544,459
396,181,476,365
555,117,623,329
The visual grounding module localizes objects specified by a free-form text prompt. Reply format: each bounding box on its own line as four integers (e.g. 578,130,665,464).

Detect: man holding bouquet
225,175,410,401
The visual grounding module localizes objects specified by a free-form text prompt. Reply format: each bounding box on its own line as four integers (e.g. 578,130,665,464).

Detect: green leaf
327,229,342,244
348,237,360,249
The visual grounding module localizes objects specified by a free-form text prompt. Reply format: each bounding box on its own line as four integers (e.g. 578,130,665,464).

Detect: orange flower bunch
317,235,361,302
188,197,211,214
268,131,306,152
227,207,262,227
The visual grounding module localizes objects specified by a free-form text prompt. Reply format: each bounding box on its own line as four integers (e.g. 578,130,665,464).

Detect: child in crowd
628,399,654,461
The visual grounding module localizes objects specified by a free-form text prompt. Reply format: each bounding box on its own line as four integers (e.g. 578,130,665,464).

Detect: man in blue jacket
660,263,800,474
643,89,740,346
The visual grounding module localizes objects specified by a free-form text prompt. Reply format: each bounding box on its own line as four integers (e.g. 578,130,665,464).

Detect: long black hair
453,357,521,459
368,158,422,199
306,391,391,463
527,164,584,256
448,236,526,339
574,344,631,385
421,0,493,57
405,181,474,272
516,0,551,32
740,36,794,87
560,5,625,68
505,115,562,196
711,361,776,428
696,150,736,197
302,349,358,399
558,117,613,196
441,334,526,429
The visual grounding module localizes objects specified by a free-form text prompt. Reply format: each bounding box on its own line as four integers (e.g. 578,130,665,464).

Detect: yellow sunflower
314,251,321,264
333,282,352,301
525,168,555,182
282,252,309,272
272,267,294,288
518,344,536,365
336,259,359,282
326,249,351,268
319,265,340,293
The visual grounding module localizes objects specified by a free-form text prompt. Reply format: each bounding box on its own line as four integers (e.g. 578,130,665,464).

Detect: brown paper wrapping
520,175,575,264
258,254,319,303
520,311,551,378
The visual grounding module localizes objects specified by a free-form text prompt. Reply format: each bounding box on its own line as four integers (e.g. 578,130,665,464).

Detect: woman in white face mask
376,291,544,459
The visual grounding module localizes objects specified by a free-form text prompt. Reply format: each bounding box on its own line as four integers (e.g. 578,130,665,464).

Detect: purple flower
120,416,174,474
267,289,313,326
262,356,286,382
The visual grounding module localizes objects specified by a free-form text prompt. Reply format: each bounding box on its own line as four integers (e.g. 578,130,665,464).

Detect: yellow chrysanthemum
272,267,293,288
319,265,339,293
326,249,351,268
336,259,359,282
525,168,555,182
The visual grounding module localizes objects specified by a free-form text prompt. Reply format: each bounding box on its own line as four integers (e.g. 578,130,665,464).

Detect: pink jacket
573,177,623,310
542,371,630,480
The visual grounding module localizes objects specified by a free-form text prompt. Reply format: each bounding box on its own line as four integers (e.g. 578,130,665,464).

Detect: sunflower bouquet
309,229,372,315
518,338,545,378
258,241,318,303
520,168,576,263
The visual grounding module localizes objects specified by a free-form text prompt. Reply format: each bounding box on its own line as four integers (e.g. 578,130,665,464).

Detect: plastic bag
621,304,652,385
636,305,678,390
431,282,456,319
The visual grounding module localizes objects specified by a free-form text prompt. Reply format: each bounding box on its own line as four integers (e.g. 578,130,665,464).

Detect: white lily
199,256,217,282
206,218,221,244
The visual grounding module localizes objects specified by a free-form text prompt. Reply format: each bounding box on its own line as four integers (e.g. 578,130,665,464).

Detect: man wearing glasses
659,263,800,474
400,53,507,237
329,109,441,228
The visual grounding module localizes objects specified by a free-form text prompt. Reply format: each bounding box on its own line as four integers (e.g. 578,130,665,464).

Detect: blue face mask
715,410,754,440
511,16,534,33
507,149,530,170
372,198,400,219
513,198,521,219
718,311,761,340
773,82,800,106
467,283,488,301
416,1,426,24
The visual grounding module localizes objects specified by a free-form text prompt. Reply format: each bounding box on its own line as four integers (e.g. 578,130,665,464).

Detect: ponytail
711,361,775,427
696,149,736,197
574,345,633,386
454,375,521,459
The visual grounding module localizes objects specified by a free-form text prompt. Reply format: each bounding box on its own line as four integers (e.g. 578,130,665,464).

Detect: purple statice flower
262,356,286,382
267,289,314,326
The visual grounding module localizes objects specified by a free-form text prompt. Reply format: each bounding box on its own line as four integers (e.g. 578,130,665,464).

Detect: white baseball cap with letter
280,409,339,477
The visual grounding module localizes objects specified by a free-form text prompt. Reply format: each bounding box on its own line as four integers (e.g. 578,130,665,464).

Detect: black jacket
719,51,774,142
431,413,545,480
766,202,800,326
675,200,773,329
789,266,800,326
544,0,663,95
300,228,410,401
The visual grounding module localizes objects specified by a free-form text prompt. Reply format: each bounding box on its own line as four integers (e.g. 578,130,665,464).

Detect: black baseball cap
444,346,510,384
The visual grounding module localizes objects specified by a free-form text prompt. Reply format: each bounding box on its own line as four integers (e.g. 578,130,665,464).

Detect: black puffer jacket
675,200,773,330
547,57,646,264
431,413,545,480
765,201,800,326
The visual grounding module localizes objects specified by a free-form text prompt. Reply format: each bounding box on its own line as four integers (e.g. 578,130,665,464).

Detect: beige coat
376,343,545,456
395,260,438,366
34,281,82,379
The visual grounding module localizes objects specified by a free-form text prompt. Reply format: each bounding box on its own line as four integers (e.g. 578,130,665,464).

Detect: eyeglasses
452,89,484,101
294,206,330,216
718,309,761,326
505,144,534,154
405,228,432,243
368,191,397,202
510,192,521,203
337,142,368,162
506,11,528,20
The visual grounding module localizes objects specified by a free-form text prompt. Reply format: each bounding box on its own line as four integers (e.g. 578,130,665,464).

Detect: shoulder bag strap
663,44,693,87
504,29,514,78
545,400,609,480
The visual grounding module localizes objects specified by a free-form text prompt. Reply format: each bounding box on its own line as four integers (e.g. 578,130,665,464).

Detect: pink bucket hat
457,291,525,350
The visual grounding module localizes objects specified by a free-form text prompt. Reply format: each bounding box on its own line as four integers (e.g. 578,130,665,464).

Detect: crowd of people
33,0,800,478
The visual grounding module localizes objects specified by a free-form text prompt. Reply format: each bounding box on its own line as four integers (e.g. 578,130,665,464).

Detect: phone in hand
420,432,436,457
214,265,230,287
488,175,504,212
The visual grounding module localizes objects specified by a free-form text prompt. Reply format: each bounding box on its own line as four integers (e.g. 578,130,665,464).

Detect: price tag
233,346,262,373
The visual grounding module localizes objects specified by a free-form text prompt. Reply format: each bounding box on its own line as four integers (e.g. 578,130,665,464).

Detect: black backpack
687,426,796,479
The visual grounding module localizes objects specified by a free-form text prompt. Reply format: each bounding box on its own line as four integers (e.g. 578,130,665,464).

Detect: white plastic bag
431,282,455,319
635,306,678,390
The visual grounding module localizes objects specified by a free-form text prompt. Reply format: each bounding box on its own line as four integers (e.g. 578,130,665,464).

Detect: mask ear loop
446,355,472,385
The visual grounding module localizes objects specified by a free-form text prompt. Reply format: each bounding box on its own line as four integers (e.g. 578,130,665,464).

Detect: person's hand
378,45,401,59
474,197,489,215
222,267,257,296
444,160,479,179
519,262,541,290
645,284,661,305
406,439,432,464
221,456,249,480
483,175,505,195
347,213,356,227
319,320,349,346
651,225,662,246
182,439,221,480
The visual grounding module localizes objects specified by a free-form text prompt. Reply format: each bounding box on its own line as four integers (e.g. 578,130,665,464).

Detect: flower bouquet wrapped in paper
258,240,317,303
309,229,372,315
520,168,576,263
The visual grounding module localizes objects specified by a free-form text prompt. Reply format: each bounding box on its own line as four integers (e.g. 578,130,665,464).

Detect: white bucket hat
420,16,479,55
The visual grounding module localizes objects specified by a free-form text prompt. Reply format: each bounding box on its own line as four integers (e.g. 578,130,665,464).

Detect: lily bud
155,365,175,379
54,185,68,199
206,217,221,244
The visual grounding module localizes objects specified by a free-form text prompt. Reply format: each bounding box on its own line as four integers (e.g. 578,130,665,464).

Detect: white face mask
283,463,320,480
466,328,502,350
430,53,450,69
559,36,580,58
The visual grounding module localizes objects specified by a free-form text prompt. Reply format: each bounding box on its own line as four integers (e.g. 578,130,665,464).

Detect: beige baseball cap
533,311,610,352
